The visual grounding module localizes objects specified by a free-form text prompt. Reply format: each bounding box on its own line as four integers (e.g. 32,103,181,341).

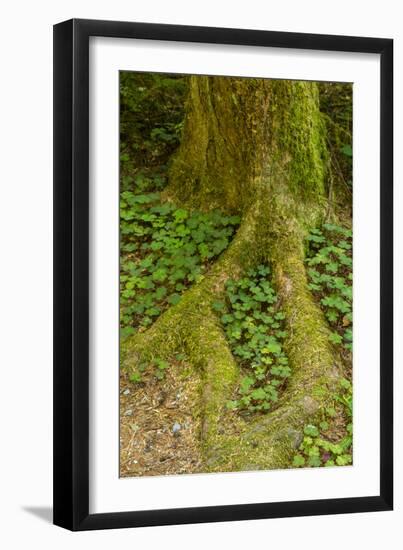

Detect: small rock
172,422,181,435
124,409,133,416
287,428,303,449
300,395,317,415
123,388,130,396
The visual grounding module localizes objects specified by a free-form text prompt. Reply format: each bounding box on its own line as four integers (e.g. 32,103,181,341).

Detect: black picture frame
53,18,393,531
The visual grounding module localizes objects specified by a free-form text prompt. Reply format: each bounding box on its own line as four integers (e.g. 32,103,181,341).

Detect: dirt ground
119,358,350,477
119,359,204,477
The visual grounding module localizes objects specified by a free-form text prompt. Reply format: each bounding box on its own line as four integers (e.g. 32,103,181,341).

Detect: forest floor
118,74,353,476
119,359,203,477
119,358,250,477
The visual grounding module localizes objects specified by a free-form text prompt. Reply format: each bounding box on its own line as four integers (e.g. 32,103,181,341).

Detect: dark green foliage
295,225,353,469
319,82,353,201
120,176,240,336
129,356,178,384
214,266,290,413
120,72,187,170
292,378,353,468
306,224,353,355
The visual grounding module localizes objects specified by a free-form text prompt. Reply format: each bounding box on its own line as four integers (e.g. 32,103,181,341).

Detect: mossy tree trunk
123,76,342,471
167,77,327,212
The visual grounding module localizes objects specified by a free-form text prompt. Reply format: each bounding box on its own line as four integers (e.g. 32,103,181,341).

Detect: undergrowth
128,352,187,385
292,377,353,468
120,72,187,169
306,223,352,358
120,172,240,338
293,223,353,468
213,266,290,414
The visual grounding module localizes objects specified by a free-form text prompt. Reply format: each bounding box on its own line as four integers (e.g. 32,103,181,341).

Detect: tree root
121,271,239,446
121,201,264,365
203,218,342,471
121,205,262,442
122,201,342,471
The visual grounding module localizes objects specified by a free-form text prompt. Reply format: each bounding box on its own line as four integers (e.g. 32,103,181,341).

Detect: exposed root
122,205,263,445
202,213,342,472
121,202,263,366
122,282,239,448
122,197,342,472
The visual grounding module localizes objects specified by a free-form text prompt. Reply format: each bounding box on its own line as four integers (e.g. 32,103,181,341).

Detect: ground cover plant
120,177,240,338
292,377,353,468
306,224,353,358
291,223,353,468
211,266,289,414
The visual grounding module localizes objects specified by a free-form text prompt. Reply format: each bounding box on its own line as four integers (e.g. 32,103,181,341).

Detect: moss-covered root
121,200,264,373
186,312,239,443
270,221,341,426
202,221,342,472
121,282,241,468
121,207,265,445
122,291,239,444
122,205,341,472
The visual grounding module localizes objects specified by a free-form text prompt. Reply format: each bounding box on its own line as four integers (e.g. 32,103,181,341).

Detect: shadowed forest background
119,72,353,477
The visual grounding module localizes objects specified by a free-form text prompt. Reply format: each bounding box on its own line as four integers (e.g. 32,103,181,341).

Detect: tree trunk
122,76,342,471
166,77,327,213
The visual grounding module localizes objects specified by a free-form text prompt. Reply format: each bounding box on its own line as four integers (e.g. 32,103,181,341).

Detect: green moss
267,81,328,200
167,76,256,212
168,77,328,215
201,199,340,471
121,253,242,444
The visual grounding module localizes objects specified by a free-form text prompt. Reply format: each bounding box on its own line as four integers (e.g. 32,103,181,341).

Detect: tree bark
166,77,327,213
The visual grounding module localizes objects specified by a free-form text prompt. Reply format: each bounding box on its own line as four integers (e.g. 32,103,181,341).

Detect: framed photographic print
53,19,393,530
